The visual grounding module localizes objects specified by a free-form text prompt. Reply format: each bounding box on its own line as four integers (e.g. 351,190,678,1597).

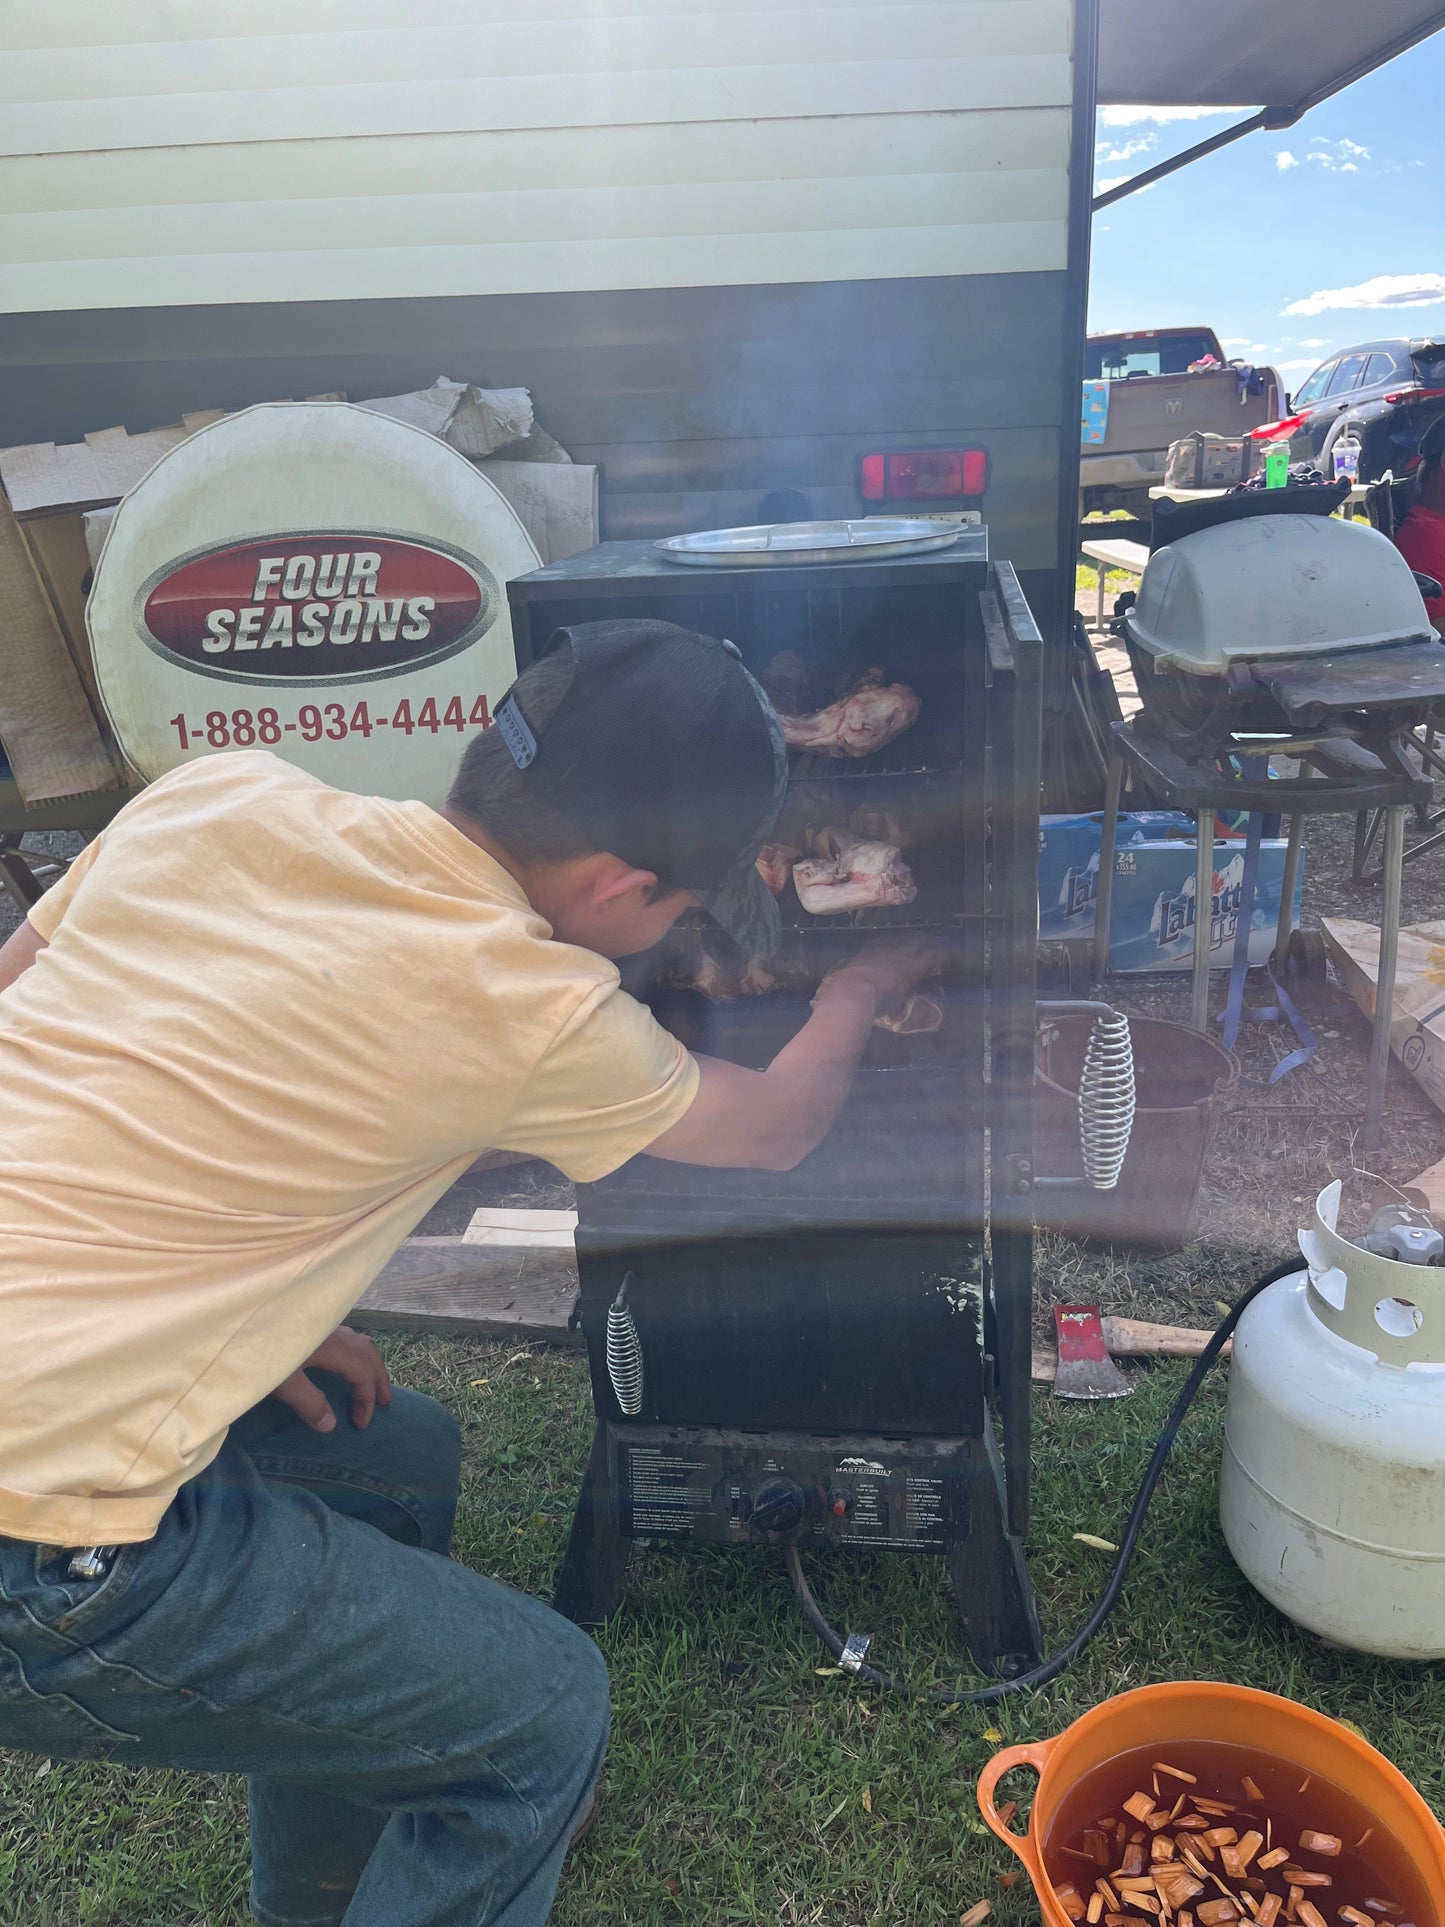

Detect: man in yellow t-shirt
0,618,934,1927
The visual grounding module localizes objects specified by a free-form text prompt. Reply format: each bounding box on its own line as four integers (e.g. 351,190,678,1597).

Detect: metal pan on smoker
655,518,963,567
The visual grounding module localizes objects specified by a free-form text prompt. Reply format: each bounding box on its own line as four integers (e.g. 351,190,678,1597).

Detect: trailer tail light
859,448,988,502
1384,386,1445,405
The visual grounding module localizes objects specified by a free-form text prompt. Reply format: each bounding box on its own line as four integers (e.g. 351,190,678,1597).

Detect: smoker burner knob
750,1479,806,1537
829,1490,851,1519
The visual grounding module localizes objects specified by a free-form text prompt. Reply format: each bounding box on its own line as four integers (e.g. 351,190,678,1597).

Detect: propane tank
1220,1181,1445,1659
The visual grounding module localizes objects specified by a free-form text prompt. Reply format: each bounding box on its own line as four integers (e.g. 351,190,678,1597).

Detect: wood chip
1154,1764,1200,1784
1097,1881,1121,1911
1152,1837,1178,1864
1219,1850,1246,1883
1203,1831,1239,1850
1106,1916,1131,1926
1254,1897,1281,1927
1296,1780,1311,1796
1115,1879,1158,1892
1177,1816,1212,1833
1352,1831,1373,1853
1241,1778,1264,1804
1234,1832,1263,1872
1125,1794,1160,1824
1124,1895,1161,1916
1147,1811,1177,1833
1193,1801,1237,1817
1339,1912,1375,1927
960,1904,993,1927
1086,1831,1115,1867
996,1801,1018,1829
1285,1887,1303,1922
1362,1903,1403,1919
1297,1832,1341,1859
1055,1886,1087,1923
998,1872,1020,1890
1180,1849,1212,1881
1190,1837,1217,1864
1295,1905,1327,1927
1118,1846,1147,1879
1240,1894,1259,1917
1256,1850,1290,1873
1169,1795,1187,1823
1196,1903,1239,1926
1088,1898,1105,1926
1178,1914,1194,1927
1156,1872,1206,1909
1280,1871,1332,1889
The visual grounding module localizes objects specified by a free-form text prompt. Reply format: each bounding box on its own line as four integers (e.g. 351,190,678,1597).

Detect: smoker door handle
979,585,1015,677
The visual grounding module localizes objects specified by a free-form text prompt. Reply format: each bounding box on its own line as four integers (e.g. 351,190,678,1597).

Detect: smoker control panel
612,1424,964,1551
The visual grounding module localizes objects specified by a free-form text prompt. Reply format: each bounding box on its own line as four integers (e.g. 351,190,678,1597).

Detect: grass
3,1334,1441,1927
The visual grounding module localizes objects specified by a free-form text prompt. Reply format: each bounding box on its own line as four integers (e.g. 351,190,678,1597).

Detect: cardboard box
1040,811,1303,972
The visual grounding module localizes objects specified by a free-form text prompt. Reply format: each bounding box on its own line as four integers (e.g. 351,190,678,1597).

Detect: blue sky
1089,28,1445,396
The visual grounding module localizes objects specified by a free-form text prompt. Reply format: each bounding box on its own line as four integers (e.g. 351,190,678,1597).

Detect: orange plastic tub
977,1682,1445,1927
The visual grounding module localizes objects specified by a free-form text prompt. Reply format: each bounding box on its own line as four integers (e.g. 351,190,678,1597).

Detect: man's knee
382,1386,462,1486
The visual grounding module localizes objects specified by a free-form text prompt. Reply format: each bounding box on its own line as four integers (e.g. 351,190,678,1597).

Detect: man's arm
646,936,937,1172
0,921,46,997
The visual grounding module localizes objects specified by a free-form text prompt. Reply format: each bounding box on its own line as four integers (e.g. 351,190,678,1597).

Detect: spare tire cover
87,401,543,806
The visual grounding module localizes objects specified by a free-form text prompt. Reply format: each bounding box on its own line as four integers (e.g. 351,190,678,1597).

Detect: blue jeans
0,1374,609,1927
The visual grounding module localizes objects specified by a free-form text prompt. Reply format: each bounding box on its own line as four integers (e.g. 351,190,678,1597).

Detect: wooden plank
354,1227,1229,1368
352,1237,582,1344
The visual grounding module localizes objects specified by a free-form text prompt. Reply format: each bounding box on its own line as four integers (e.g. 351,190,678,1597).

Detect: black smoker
508,531,1050,1675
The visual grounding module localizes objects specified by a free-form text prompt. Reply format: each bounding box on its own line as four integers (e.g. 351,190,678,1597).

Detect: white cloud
1284,272,1445,316
1299,339,1331,349
1096,133,1157,165
1100,104,1255,126
1273,358,1325,373
1221,337,1252,346
1306,138,1372,173
1094,176,1130,195
1276,151,1299,170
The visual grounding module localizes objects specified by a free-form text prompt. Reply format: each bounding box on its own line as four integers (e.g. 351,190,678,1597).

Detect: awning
1094,0,1445,208
1098,0,1445,115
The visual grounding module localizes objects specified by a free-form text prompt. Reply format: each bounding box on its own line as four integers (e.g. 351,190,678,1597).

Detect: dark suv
1285,337,1445,479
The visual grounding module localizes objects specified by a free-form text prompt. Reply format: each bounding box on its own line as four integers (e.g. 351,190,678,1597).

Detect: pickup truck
1080,327,1282,518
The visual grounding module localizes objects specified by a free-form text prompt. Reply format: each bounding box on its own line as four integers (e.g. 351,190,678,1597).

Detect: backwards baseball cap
493,618,789,957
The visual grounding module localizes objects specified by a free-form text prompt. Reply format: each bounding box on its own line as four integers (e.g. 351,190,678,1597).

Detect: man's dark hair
447,652,600,865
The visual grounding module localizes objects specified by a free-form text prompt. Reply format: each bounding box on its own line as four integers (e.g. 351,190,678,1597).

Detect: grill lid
1126,515,1434,675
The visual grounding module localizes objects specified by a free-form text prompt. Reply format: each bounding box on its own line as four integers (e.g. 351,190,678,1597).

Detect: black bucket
1033,1014,1238,1251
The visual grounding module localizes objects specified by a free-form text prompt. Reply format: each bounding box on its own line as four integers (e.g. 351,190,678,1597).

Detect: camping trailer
0,0,1442,830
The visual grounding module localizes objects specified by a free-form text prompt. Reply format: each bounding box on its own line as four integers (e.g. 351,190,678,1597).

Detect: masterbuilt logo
137,532,499,686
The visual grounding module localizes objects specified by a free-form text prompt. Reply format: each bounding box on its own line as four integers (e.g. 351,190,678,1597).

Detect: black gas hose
785,1255,1301,1703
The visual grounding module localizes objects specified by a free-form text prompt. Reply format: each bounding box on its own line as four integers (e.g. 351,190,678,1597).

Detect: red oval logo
139,532,498,685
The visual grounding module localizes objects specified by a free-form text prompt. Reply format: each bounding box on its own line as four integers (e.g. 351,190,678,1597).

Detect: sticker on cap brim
135,531,499,687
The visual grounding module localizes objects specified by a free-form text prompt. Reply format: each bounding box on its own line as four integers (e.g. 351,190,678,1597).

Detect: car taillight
1383,386,1445,404
859,448,988,501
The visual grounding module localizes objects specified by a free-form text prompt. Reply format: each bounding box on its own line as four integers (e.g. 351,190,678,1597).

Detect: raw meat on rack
792,828,917,914
775,668,921,759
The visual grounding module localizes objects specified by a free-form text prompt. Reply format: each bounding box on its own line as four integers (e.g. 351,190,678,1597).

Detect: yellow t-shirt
0,751,698,1546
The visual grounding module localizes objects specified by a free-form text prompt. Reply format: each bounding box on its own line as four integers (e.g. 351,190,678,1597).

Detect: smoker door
574,1225,986,1437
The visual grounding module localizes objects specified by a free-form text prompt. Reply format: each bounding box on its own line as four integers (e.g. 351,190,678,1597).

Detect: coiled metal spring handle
1036,1000,1136,1193
605,1273,645,1416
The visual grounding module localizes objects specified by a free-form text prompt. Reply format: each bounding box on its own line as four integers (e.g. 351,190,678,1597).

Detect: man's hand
270,1326,393,1433
647,935,945,1173
814,934,943,1016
